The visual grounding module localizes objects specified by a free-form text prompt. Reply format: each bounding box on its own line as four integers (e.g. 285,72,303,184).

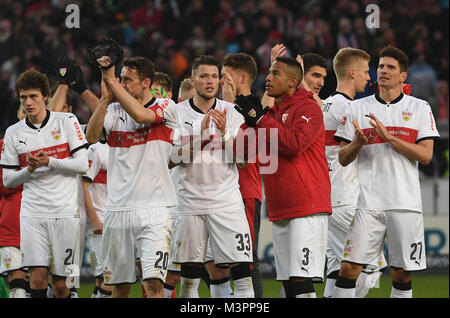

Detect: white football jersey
322,92,359,207
335,93,440,212
0,111,88,218
83,142,109,220
103,98,177,211
164,98,245,215
168,166,179,216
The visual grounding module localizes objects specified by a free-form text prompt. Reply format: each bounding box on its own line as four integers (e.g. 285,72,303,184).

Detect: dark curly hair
14,68,51,101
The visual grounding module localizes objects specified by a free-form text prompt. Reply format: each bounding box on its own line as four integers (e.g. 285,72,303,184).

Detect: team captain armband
149,104,166,124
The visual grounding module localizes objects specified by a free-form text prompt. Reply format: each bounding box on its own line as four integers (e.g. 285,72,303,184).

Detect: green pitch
78,274,449,298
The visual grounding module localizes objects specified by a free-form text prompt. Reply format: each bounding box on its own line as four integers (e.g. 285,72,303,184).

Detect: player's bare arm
261,44,286,108
368,113,434,165
48,84,69,111
86,78,111,144
338,120,367,166
82,179,103,234
80,90,101,113
296,54,322,106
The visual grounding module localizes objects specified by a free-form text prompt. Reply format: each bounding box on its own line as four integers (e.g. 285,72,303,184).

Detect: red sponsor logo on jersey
339,116,347,126
163,100,169,108
18,143,71,167
362,126,418,145
108,125,173,148
73,121,84,141
88,160,93,168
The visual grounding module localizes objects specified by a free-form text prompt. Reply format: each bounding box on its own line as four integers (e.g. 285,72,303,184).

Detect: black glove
87,36,123,70
56,57,87,95
234,94,269,126
56,56,78,85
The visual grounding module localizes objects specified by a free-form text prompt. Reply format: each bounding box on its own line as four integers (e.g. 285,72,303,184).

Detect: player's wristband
149,104,165,124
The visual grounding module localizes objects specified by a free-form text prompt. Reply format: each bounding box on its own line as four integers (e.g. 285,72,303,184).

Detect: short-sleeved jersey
104,98,176,211
335,93,440,212
164,98,245,215
322,92,359,207
83,142,109,220
0,110,88,218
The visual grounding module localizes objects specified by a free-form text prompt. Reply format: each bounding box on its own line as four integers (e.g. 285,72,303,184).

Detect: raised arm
98,56,160,124
261,44,286,109
86,78,111,144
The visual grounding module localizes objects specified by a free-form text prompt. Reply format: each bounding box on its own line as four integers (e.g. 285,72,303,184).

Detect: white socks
210,279,233,298
9,288,28,298
179,277,200,298
233,277,254,298
390,287,412,298
355,271,382,298
296,292,317,298
323,278,336,298
390,281,412,298
332,286,356,298
163,286,175,298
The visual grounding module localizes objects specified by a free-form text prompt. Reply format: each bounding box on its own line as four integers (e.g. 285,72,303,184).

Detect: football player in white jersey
49,61,104,297
1,69,89,298
87,56,176,298
82,141,111,298
154,76,195,298
332,46,440,298
164,55,254,298
322,47,387,298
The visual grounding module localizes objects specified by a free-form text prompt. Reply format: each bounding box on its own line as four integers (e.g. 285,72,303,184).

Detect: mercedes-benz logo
365,129,377,143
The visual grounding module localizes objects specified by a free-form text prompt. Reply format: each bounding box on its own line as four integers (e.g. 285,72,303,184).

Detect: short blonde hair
178,78,194,102
333,48,370,80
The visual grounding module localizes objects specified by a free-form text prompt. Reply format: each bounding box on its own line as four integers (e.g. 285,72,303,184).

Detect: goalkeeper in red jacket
235,56,331,298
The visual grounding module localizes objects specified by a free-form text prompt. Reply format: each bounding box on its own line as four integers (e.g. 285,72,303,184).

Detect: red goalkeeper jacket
0,139,22,247
256,87,331,222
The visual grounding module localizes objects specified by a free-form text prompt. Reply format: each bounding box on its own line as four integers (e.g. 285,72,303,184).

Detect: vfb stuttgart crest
51,128,62,140
402,110,412,121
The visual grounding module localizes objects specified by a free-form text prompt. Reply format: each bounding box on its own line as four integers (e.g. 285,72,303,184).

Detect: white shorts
167,214,181,272
326,205,386,276
343,209,426,271
204,238,214,263
272,214,328,282
20,216,80,277
85,219,103,277
102,208,171,285
0,246,25,275
173,211,253,266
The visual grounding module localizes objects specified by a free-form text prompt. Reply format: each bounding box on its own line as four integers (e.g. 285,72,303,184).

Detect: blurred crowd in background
0,0,448,176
